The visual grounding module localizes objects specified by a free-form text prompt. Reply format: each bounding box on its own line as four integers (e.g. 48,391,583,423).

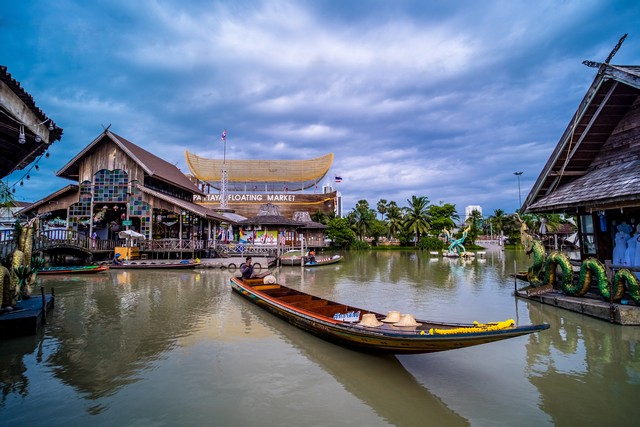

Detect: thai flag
221,129,226,142
335,175,342,183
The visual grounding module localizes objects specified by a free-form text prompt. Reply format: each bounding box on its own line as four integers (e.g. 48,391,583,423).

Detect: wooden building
523,52,640,265
0,65,63,178
20,130,230,258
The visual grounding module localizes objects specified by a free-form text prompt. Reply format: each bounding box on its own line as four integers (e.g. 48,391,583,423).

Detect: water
1,249,638,426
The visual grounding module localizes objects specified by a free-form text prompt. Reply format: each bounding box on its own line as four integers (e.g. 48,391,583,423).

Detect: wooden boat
230,276,550,354
305,254,343,266
110,260,201,269
278,250,308,266
37,265,109,275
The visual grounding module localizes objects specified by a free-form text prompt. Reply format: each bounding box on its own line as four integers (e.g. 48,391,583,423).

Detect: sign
122,220,132,226
333,310,361,323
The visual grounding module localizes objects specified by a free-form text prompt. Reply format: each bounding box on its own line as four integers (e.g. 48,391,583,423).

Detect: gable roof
57,130,203,195
523,64,640,213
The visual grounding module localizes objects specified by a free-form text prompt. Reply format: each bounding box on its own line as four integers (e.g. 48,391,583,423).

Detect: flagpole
220,129,228,210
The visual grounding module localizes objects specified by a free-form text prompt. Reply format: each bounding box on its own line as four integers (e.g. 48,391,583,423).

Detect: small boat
278,250,308,266
37,265,110,275
230,277,550,354
305,254,343,266
110,260,201,269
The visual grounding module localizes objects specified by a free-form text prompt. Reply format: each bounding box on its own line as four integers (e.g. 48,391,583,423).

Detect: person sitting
240,256,254,280
112,253,123,265
308,250,316,264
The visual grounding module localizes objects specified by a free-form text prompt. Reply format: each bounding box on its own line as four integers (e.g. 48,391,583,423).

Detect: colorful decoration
443,226,470,256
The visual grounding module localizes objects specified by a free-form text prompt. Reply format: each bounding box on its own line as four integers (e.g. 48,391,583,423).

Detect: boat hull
230,277,549,354
305,255,343,266
37,265,109,275
110,261,201,269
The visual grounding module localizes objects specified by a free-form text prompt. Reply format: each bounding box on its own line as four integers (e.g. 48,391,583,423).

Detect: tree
385,201,404,240
376,199,387,221
403,196,431,246
488,209,506,239
326,217,357,249
368,219,388,246
350,200,376,240
427,203,459,235
465,209,483,245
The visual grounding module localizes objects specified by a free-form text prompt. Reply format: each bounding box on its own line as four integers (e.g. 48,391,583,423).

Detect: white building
323,182,342,217
465,205,482,223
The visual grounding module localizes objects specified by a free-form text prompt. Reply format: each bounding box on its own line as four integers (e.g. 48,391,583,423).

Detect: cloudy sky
3,0,640,216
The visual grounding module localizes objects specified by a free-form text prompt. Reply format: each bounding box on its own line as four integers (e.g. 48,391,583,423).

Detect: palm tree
350,200,376,240
403,196,431,245
376,199,387,221
385,202,404,240
488,209,506,240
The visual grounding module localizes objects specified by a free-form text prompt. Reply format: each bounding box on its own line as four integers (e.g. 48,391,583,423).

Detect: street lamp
514,171,523,209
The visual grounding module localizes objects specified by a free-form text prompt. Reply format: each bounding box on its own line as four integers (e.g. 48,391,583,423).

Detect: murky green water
1,248,638,426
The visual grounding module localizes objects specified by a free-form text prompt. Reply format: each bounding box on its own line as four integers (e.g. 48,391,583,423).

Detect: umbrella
119,229,145,239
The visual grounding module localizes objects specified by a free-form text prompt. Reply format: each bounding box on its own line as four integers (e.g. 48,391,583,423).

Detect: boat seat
278,295,313,303
253,285,281,291
291,300,329,309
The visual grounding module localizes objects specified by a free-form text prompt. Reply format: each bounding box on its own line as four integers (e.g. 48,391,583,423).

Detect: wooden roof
0,65,63,178
57,130,204,196
523,63,640,213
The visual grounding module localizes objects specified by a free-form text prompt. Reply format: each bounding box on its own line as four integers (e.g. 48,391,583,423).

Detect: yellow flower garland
423,319,515,335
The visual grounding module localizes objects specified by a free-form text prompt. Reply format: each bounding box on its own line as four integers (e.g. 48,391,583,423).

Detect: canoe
110,260,201,269
230,276,550,354
305,254,343,266
37,265,109,275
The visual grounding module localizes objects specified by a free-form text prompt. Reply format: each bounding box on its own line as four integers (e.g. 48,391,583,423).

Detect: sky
2,0,640,217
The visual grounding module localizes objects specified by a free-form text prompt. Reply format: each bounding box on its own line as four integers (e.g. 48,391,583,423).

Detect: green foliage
349,239,370,250
397,229,415,246
403,196,431,245
368,219,388,246
326,217,357,249
417,235,445,251
427,203,458,235
349,200,377,240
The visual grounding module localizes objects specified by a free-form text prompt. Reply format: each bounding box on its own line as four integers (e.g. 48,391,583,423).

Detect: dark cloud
3,0,640,216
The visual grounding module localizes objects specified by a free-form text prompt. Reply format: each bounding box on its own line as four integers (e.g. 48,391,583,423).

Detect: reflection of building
523,46,640,264
186,151,340,218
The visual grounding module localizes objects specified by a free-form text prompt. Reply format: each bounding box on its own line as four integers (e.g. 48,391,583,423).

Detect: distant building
323,181,342,217
465,205,482,223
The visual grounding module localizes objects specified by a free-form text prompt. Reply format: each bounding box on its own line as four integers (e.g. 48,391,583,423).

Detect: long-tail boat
37,265,110,275
304,254,343,266
230,276,550,354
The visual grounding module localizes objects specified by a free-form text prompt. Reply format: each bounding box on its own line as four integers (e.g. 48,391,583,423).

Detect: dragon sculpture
443,226,471,256
515,213,639,304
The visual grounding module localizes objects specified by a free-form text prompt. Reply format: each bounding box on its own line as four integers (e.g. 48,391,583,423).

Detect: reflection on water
0,249,638,426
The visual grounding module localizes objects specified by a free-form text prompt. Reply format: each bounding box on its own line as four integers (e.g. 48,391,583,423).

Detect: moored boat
278,249,308,266
304,254,343,266
110,260,201,269
230,276,549,354
37,265,109,275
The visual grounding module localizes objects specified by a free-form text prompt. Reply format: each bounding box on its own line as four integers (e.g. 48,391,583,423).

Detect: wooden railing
0,229,318,259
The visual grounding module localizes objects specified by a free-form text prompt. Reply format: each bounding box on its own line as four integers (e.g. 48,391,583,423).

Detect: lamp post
514,171,523,209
